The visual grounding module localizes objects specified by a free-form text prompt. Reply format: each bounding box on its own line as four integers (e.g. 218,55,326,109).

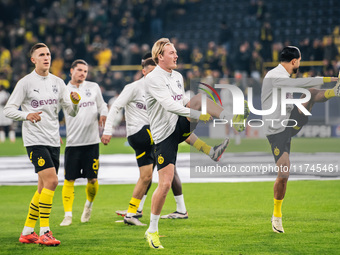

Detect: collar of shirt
277,64,291,77
33,70,50,80
68,81,84,88
155,65,173,77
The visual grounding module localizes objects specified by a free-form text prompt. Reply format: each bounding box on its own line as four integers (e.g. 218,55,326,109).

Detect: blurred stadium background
1,1,340,254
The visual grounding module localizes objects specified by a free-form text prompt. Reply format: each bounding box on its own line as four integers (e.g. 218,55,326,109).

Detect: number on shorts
92,159,99,170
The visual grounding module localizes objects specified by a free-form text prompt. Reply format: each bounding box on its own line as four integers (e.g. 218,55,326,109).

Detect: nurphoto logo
200,83,312,129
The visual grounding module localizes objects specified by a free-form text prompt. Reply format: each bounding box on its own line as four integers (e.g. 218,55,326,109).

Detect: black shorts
155,116,198,170
26,146,60,173
267,106,308,162
64,144,99,180
128,125,155,167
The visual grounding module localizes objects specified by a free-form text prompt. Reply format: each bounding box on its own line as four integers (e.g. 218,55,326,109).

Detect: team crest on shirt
52,84,58,94
37,157,45,167
85,89,91,97
158,154,164,164
274,147,280,156
176,80,181,89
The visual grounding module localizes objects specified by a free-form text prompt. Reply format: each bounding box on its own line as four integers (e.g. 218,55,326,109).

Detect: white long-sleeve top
103,77,149,137
64,81,108,146
261,64,324,136
4,70,78,147
145,65,201,144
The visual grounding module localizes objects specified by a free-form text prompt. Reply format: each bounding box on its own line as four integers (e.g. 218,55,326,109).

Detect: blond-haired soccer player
102,55,229,226
261,46,339,233
59,59,108,226
4,43,80,246
143,38,243,249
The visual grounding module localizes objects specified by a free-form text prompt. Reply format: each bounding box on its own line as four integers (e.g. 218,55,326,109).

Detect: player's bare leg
161,167,188,219
145,164,174,249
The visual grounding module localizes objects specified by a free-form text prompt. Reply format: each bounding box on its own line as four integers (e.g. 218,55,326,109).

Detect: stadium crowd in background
0,0,339,97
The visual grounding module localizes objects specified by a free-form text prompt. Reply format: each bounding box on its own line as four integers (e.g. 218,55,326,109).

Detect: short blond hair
151,38,172,64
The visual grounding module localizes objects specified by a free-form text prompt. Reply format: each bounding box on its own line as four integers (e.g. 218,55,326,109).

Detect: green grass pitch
0,181,339,254
1,137,339,254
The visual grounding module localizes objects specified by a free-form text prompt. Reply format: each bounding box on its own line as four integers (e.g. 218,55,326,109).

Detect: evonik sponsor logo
31,99,58,108
79,101,95,108
172,94,183,101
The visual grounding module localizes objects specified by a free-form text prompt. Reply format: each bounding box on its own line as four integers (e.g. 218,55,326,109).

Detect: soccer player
102,55,229,226
60,59,108,226
261,46,339,233
4,43,80,246
143,38,245,249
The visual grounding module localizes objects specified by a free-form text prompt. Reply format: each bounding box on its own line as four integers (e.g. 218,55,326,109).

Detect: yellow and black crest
38,157,45,167
158,154,164,165
274,147,280,156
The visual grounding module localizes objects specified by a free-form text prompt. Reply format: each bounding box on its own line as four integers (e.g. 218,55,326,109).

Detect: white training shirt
4,70,78,147
145,65,201,144
107,96,124,128
0,90,13,126
261,64,324,136
64,81,108,146
103,77,149,137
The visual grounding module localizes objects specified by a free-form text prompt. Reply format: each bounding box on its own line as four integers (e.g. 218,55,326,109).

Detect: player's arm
3,80,32,121
146,75,201,119
101,84,134,145
272,76,336,88
95,85,108,128
59,81,80,117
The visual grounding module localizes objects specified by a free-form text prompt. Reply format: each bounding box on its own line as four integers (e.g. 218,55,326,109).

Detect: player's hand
70,92,81,104
330,77,338,82
27,111,42,123
101,134,112,145
199,113,212,123
99,115,107,128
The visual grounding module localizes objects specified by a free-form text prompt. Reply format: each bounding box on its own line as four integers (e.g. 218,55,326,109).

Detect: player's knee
88,178,97,184
159,180,172,193
48,177,58,189
278,173,289,180
277,163,290,178
188,93,202,110
140,173,152,184
307,88,317,97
